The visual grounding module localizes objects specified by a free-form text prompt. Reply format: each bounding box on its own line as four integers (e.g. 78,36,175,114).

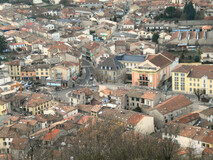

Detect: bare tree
194,88,206,101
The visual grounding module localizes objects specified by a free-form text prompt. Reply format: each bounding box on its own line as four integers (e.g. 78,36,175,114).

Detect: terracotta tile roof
187,65,213,79
91,105,102,113
124,19,134,25
201,130,213,144
56,105,76,115
4,116,19,124
141,90,157,100
10,138,28,150
154,95,193,115
172,65,192,73
147,55,156,60
71,88,93,96
115,40,126,46
23,93,50,108
149,54,172,68
10,42,25,46
100,88,113,96
77,104,93,113
43,128,60,141
200,108,213,116
48,42,71,52
0,100,8,105
8,60,20,66
160,51,177,61
20,119,38,126
169,112,199,124
76,115,93,125
127,113,144,126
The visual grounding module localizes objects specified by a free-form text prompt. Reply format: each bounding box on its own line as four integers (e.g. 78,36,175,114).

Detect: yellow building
8,60,21,80
23,93,52,115
172,64,213,95
0,100,9,115
35,64,50,80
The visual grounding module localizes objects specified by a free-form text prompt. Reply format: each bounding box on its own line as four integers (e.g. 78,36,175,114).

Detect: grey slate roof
115,54,146,62
98,57,124,71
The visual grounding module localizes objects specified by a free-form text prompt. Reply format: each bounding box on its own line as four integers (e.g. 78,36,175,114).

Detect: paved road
52,59,96,103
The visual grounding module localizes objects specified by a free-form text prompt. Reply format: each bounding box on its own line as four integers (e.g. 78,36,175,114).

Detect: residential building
23,93,52,115
21,66,36,81
100,108,154,134
132,52,179,88
98,57,126,83
50,61,79,86
10,138,29,160
70,88,94,106
9,42,26,50
199,108,213,122
163,123,213,154
123,19,135,30
150,95,193,128
8,60,21,80
35,64,50,80
55,105,78,119
0,100,9,115
201,47,213,63
115,54,146,82
172,65,213,95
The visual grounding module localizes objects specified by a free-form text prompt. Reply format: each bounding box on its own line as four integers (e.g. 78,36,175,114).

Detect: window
136,98,139,101
197,84,199,87
190,78,192,81
190,83,192,86
36,72,38,75
194,79,196,81
41,68,43,71
210,85,212,88
41,72,43,75
197,79,199,82
181,73,185,77
132,97,134,101
175,77,179,81
46,72,48,75
210,90,212,94
174,73,178,76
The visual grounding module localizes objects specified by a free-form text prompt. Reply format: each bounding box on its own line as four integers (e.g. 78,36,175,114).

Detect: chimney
27,121,30,126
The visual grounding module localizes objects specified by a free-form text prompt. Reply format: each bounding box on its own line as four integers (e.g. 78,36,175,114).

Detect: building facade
172,65,213,95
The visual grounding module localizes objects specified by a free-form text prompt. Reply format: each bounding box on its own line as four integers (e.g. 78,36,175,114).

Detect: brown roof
56,105,76,115
200,108,213,116
8,60,20,66
202,130,213,144
154,95,193,115
172,65,192,73
77,104,93,113
127,113,144,126
91,105,102,113
149,54,172,68
202,47,213,53
170,112,199,124
71,88,93,96
160,51,177,61
115,40,126,46
23,93,50,108
10,138,28,150
141,90,157,100
124,19,134,25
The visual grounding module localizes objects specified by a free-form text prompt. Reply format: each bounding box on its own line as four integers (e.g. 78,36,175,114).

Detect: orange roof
154,95,193,115
100,88,112,96
127,113,144,126
43,128,60,141
77,115,93,125
142,90,157,100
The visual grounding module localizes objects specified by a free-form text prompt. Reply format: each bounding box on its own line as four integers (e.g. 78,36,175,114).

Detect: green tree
183,1,196,20
152,33,159,44
133,106,142,113
194,55,200,62
0,36,8,52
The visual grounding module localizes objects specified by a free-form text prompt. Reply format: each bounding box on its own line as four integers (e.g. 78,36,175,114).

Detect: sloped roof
154,95,193,115
43,128,60,141
149,54,172,68
127,113,144,126
98,57,124,71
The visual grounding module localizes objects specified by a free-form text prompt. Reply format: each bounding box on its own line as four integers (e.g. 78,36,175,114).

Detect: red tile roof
127,113,144,126
141,90,157,100
154,95,193,115
43,128,60,141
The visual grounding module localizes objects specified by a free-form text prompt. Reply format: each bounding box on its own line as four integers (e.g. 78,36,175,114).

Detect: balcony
138,78,149,82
